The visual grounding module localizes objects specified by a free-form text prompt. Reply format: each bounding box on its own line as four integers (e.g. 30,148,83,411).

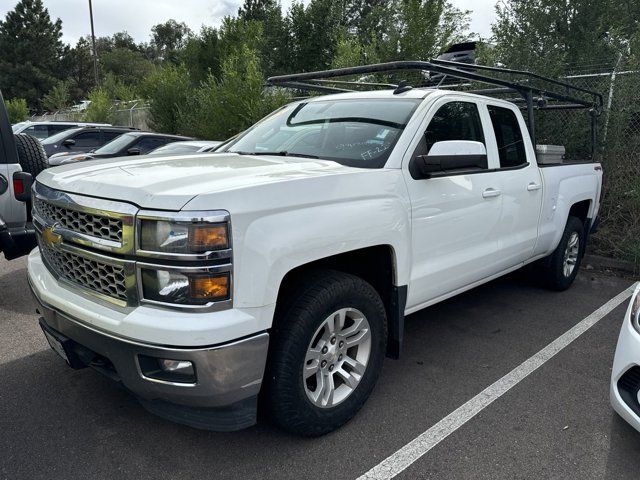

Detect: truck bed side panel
534,163,602,257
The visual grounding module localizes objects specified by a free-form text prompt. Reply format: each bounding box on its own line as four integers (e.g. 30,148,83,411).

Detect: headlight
631,291,640,328
141,268,230,306
139,215,229,255
137,210,232,309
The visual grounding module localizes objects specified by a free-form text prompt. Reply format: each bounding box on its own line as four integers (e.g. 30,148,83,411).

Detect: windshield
41,127,83,145
95,133,136,154
224,98,421,168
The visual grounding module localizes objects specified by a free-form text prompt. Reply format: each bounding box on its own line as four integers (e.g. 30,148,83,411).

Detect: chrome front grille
32,182,232,311
33,197,123,242
38,237,128,301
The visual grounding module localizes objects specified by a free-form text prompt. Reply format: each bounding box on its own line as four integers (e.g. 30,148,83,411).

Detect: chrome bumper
32,288,269,431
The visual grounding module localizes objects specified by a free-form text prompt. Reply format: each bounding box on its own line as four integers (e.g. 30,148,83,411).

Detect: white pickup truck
28,75,603,436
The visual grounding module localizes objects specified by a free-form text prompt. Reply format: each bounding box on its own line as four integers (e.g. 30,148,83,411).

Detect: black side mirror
127,147,141,156
409,140,488,179
62,138,76,147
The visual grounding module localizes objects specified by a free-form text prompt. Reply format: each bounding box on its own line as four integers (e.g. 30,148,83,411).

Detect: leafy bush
141,64,192,134
84,88,112,123
177,46,289,140
42,80,71,112
5,98,29,123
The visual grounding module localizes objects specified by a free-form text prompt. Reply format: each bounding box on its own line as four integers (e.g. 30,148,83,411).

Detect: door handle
482,188,501,198
527,182,542,191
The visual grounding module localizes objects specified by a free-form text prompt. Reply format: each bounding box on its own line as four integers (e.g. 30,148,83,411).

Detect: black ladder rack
267,60,603,156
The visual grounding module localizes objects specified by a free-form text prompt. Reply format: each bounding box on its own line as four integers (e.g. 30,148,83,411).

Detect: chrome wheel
303,308,371,408
563,231,580,277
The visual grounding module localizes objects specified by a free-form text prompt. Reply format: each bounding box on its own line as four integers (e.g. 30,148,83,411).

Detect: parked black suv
48,132,193,165
41,126,139,158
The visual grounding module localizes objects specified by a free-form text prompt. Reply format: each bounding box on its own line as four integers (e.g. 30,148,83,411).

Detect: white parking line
358,282,639,480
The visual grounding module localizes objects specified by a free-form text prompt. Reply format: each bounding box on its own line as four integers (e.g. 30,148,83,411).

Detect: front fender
233,197,411,308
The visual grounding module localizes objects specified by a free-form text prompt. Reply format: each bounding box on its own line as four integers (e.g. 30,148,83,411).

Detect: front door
403,98,503,310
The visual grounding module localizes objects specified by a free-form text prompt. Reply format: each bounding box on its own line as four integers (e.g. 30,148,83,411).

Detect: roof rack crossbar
430,58,603,105
267,60,603,110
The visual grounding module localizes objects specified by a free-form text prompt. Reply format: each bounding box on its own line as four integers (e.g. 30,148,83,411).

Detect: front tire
266,270,387,436
538,216,584,291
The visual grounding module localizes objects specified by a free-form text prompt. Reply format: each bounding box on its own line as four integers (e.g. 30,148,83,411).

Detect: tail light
12,172,32,202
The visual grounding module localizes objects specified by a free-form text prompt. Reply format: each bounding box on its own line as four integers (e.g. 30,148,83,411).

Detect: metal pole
89,0,99,86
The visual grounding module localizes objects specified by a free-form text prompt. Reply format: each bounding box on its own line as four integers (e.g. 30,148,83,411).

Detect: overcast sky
0,0,498,46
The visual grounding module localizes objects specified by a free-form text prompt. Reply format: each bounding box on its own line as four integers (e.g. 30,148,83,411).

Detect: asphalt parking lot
1,256,639,480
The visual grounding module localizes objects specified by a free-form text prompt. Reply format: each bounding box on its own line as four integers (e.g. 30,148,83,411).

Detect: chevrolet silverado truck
28,61,604,436
0,91,49,260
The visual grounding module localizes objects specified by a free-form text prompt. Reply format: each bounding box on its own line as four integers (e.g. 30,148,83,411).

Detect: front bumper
32,288,270,431
610,285,640,433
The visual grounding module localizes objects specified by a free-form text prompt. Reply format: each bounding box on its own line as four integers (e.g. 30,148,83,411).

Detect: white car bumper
610,284,640,432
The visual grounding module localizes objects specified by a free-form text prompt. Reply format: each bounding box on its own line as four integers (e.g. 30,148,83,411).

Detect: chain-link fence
29,104,151,131
581,68,640,269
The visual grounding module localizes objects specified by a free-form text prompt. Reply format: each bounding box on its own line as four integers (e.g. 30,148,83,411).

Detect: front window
224,98,421,168
42,127,83,145
94,133,136,155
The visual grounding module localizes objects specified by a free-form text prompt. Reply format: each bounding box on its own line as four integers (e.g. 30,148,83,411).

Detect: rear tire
266,270,387,437
14,133,48,178
538,216,584,291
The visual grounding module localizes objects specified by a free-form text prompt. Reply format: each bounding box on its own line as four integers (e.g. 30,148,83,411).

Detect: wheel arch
273,245,406,359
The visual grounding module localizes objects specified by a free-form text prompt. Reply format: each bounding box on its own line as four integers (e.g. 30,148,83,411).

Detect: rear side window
488,105,527,168
134,137,172,153
48,125,73,136
23,125,49,139
73,131,102,147
102,131,123,142
425,101,485,153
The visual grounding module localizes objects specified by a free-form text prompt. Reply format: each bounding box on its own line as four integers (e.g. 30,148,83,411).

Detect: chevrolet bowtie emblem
42,224,62,246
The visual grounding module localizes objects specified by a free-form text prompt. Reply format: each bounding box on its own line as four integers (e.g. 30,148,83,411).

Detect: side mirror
127,147,141,156
410,140,487,179
62,138,76,147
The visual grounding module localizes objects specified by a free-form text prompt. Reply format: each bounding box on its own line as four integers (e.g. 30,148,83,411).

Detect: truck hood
36,153,360,210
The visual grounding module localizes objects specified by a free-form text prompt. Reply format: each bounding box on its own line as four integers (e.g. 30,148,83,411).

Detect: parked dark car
41,126,139,158
12,121,111,140
48,132,193,166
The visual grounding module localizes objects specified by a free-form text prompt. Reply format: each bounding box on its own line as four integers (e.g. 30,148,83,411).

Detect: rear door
403,96,504,309
483,103,543,267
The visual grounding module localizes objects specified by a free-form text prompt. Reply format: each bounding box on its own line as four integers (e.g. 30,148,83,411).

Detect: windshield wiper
233,151,320,159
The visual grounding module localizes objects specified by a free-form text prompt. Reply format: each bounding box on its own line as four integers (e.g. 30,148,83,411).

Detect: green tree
5,98,29,123
380,0,471,62
490,0,620,74
42,80,71,111
103,73,137,102
238,0,289,76
151,19,192,61
84,88,112,123
181,26,222,83
100,48,155,86
141,64,192,134
178,46,289,140
0,0,67,109
287,0,344,72
64,38,96,101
